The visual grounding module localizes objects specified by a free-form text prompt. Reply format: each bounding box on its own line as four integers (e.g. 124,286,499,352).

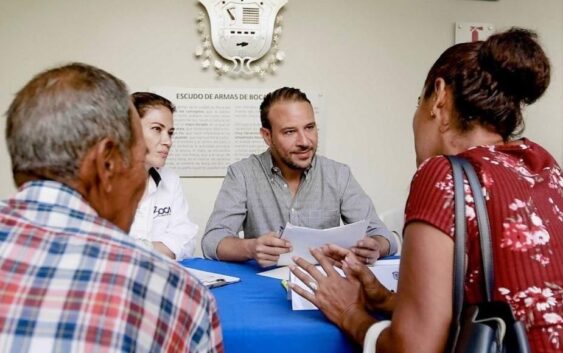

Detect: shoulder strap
446,155,495,348
447,155,466,329
459,158,494,301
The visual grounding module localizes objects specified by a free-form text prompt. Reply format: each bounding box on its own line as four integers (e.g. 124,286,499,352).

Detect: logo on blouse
153,206,171,218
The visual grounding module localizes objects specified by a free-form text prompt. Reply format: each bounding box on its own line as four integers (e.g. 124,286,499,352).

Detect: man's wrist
216,236,256,261
370,235,391,258
244,238,258,260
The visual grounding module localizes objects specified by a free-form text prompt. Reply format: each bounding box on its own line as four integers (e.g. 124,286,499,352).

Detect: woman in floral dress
289,28,562,353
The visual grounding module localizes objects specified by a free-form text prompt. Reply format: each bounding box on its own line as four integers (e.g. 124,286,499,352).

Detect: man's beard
281,149,316,170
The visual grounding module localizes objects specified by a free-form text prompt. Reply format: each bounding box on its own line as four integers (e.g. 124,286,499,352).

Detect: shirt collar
149,167,161,186
304,155,316,177
12,180,101,232
16,180,98,216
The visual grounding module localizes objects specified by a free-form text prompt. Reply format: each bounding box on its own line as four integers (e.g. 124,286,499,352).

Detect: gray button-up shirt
201,150,396,259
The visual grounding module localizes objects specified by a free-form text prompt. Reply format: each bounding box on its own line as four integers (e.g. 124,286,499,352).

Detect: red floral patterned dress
405,138,563,353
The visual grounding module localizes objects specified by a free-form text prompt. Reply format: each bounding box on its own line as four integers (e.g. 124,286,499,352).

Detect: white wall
1,0,562,256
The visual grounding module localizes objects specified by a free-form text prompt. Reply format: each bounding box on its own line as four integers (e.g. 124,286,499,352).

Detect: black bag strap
449,155,467,330
460,158,494,300
447,156,495,340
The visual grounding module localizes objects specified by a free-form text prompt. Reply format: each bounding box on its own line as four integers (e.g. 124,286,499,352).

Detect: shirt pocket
301,209,340,229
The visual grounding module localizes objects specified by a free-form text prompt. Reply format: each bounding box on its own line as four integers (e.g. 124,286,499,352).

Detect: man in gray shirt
202,87,397,267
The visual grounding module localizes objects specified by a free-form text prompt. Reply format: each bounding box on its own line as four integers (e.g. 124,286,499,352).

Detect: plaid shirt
0,180,223,353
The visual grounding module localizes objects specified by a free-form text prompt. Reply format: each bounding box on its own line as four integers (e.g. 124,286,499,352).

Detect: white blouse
129,166,198,260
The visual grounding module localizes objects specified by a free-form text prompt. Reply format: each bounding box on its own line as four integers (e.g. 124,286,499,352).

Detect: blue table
180,258,357,353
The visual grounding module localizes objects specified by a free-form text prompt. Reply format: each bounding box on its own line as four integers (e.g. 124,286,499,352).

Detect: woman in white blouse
130,92,198,260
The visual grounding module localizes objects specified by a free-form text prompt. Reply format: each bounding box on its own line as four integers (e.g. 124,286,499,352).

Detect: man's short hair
5,63,132,180
131,92,176,118
260,87,311,129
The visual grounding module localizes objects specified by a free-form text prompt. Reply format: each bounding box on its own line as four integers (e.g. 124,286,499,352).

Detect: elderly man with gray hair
0,63,223,353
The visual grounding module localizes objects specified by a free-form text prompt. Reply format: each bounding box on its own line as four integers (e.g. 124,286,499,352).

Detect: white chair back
379,207,405,255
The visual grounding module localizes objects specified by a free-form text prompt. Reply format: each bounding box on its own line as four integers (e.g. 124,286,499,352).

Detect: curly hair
423,28,550,140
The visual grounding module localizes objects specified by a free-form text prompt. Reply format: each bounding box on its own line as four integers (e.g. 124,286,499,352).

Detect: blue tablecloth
180,258,357,353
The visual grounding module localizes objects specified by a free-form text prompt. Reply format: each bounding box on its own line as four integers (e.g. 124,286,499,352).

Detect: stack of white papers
277,220,367,266
186,268,240,288
289,258,400,310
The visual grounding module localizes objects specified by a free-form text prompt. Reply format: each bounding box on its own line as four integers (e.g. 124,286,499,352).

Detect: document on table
186,268,240,288
276,220,367,266
258,266,289,280
290,258,400,310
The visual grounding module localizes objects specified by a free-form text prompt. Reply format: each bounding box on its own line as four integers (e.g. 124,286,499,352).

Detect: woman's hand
322,245,396,314
289,248,367,327
289,248,379,344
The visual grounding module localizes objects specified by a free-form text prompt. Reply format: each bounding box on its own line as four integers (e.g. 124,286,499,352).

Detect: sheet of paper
258,266,289,280
186,268,240,288
290,258,400,310
369,258,400,293
277,220,367,266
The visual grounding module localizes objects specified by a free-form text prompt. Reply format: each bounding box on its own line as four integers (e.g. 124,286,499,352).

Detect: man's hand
351,235,390,264
251,232,292,267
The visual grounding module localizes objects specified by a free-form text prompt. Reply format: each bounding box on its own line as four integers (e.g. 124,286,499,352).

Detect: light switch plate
455,22,495,44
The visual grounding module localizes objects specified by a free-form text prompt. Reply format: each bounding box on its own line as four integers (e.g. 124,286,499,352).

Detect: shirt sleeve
175,272,224,353
339,166,398,255
152,175,198,261
201,164,248,259
404,156,455,238
189,290,224,353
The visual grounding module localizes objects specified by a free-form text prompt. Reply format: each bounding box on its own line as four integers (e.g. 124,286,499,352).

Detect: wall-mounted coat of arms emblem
196,0,288,78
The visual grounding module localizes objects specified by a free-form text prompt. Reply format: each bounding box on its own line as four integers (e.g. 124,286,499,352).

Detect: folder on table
186,268,240,288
